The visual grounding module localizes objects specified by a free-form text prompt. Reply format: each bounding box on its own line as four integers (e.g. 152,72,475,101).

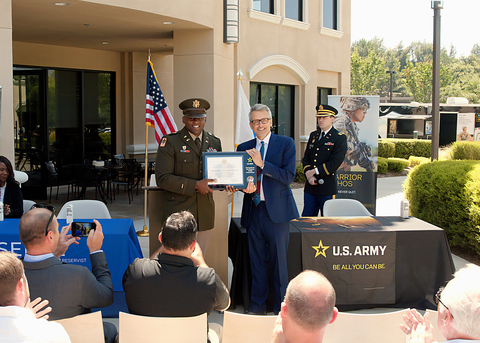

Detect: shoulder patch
160,137,167,147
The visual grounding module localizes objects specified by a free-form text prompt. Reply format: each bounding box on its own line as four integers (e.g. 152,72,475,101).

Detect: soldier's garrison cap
179,98,210,118
316,104,338,117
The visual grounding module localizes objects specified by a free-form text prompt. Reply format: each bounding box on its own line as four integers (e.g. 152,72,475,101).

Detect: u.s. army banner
328,95,379,215
293,217,396,305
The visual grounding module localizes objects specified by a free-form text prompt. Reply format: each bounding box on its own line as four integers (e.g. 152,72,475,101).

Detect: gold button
314,160,316,162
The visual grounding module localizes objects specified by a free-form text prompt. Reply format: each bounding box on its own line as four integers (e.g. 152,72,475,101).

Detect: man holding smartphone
19,208,116,343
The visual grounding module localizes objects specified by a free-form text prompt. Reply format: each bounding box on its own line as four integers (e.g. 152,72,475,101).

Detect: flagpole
230,69,245,218
137,52,151,237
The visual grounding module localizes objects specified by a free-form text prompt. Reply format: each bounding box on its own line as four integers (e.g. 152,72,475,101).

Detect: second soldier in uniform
302,105,347,217
155,98,221,255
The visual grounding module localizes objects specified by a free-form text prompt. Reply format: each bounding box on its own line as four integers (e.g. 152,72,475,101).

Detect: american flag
146,60,177,145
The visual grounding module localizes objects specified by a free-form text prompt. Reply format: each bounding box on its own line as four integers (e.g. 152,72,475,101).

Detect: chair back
118,312,207,343
57,200,111,219
54,312,104,343
425,309,447,342
13,170,29,187
222,312,277,343
23,200,36,214
323,309,410,343
323,198,372,217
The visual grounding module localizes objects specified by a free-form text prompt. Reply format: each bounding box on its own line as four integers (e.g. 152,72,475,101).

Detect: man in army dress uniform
155,98,222,255
333,97,374,172
302,104,347,217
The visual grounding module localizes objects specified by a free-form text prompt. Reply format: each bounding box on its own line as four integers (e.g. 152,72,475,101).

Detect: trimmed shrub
378,138,431,159
295,163,306,183
387,158,410,172
378,140,395,158
451,141,480,160
408,156,430,167
404,160,480,255
377,157,388,174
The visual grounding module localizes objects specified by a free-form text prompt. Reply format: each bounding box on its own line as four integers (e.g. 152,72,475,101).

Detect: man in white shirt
0,251,71,343
400,264,480,343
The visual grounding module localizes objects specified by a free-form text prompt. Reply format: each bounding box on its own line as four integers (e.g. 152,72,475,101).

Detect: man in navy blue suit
234,103,299,315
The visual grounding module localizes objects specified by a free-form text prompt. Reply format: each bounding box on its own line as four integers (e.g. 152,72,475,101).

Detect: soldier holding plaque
155,98,222,256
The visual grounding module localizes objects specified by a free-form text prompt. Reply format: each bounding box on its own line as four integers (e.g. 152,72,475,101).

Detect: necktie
253,141,265,206
321,131,325,139
195,137,202,151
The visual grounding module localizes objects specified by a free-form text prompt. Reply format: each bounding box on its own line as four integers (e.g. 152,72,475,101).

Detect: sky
351,0,480,57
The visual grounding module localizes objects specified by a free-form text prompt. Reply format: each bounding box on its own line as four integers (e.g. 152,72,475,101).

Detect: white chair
222,311,277,343
57,200,111,219
425,309,447,342
54,312,104,343
14,170,28,187
23,199,36,214
323,198,372,217
323,309,410,343
119,312,207,343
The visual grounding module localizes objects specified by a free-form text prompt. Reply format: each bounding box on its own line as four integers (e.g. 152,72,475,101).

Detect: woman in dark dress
0,156,23,218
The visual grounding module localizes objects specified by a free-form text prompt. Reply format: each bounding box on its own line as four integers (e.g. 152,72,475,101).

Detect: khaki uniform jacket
155,126,222,231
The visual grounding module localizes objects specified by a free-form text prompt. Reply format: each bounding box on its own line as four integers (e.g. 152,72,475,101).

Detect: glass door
13,70,48,199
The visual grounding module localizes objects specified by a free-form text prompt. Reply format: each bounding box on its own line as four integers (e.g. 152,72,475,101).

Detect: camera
71,222,96,237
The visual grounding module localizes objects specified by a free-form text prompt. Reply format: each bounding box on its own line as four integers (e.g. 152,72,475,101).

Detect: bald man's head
19,208,56,247
285,270,336,331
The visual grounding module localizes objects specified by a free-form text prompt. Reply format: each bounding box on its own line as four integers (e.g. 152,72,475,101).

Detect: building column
173,29,235,148
0,0,14,161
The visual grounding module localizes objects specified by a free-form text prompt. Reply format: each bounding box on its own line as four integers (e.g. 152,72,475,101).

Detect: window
323,0,337,30
252,0,274,14
317,87,332,105
250,82,295,138
285,0,303,21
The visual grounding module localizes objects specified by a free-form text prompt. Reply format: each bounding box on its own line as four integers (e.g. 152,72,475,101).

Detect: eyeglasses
30,204,56,236
435,288,454,319
250,118,270,126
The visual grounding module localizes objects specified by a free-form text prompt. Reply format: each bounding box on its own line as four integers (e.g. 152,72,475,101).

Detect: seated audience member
123,211,230,342
400,264,480,343
0,155,23,218
19,208,116,343
271,270,338,343
0,251,71,343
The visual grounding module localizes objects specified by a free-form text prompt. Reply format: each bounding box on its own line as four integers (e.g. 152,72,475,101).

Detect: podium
146,187,231,283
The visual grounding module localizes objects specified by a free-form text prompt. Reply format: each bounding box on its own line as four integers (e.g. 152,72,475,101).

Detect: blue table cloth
0,218,143,291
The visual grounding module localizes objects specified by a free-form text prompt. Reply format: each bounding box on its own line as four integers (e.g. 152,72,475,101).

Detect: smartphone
71,221,96,237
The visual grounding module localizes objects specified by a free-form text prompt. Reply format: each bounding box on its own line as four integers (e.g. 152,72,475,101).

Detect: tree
400,59,451,103
350,49,389,95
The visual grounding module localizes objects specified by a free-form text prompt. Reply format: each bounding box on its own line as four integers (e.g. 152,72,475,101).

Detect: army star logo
247,157,253,163
193,100,200,108
312,240,330,258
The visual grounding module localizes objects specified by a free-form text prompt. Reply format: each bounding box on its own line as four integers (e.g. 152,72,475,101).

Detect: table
0,218,143,291
229,216,455,311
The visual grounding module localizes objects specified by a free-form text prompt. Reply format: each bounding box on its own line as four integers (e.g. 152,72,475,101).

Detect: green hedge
408,156,430,167
387,158,410,172
404,160,480,254
295,163,306,183
451,141,480,160
378,140,395,158
378,157,388,174
378,139,431,159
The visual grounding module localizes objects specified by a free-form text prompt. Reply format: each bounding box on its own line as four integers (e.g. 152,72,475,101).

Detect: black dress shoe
246,309,267,315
